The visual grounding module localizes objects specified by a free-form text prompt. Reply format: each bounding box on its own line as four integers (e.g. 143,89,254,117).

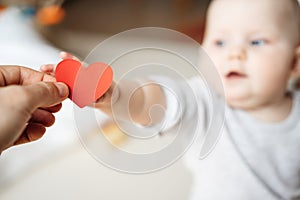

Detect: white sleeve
151,76,206,133
158,77,183,131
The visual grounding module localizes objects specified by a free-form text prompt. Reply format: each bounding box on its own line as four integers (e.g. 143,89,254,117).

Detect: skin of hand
0,65,69,153
41,52,166,126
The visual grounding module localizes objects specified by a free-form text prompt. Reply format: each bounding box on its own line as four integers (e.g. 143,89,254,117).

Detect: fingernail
54,82,69,97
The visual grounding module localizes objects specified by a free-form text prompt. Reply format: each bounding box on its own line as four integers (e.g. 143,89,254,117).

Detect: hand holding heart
40,52,164,126
40,52,113,108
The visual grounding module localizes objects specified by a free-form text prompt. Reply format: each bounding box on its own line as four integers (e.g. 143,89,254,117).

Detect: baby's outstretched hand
40,52,81,76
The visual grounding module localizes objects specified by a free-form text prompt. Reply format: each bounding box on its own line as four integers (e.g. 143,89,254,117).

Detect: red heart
55,59,113,108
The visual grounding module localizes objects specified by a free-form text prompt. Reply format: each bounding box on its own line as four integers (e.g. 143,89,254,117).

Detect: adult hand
0,65,69,153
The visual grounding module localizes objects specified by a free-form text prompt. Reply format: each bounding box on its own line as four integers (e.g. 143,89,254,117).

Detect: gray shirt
159,77,300,200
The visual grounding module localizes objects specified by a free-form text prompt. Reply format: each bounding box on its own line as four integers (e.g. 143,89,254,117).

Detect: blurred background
2,0,209,56
0,0,210,199
42,0,209,57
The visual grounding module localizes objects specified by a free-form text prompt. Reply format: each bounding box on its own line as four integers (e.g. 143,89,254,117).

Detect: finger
40,64,56,75
21,82,69,110
14,123,46,145
27,123,46,141
94,82,118,105
60,51,81,61
0,66,56,86
41,103,62,113
30,109,55,127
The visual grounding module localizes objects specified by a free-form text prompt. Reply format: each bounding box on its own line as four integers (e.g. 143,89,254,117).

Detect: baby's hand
40,52,81,76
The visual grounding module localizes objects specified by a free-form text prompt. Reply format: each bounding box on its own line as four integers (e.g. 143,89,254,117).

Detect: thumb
22,82,69,110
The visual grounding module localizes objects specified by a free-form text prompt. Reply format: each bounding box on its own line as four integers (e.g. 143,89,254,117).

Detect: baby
185,0,300,199
42,0,300,199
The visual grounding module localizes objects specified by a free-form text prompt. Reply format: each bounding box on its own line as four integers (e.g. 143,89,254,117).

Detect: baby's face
202,0,299,109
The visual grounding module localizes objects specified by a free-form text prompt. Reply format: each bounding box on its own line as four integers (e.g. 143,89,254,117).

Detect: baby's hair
291,0,300,6
291,0,300,19
290,0,300,42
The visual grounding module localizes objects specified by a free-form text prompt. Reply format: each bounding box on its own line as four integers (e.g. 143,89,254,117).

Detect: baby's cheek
254,73,286,97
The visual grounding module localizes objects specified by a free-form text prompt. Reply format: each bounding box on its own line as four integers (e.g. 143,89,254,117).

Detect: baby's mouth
225,71,247,79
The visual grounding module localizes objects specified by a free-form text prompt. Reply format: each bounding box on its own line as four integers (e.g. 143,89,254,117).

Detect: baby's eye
250,39,266,46
214,40,226,47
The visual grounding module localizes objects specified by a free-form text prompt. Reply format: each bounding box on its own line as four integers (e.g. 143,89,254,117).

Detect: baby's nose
228,46,247,61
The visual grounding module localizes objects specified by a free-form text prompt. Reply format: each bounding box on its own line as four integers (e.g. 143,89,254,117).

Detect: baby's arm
41,52,166,126
94,79,166,126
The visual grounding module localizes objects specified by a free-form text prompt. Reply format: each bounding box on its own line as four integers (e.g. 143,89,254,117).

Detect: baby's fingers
41,52,81,76
60,51,81,61
40,64,56,76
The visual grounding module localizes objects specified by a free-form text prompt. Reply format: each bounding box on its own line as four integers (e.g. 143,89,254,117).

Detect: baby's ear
291,45,300,78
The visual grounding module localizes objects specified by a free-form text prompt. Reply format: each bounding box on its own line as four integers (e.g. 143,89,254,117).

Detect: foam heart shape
55,59,113,108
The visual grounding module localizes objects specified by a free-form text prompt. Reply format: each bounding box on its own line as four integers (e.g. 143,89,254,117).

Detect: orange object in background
36,5,65,25
0,5,7,12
